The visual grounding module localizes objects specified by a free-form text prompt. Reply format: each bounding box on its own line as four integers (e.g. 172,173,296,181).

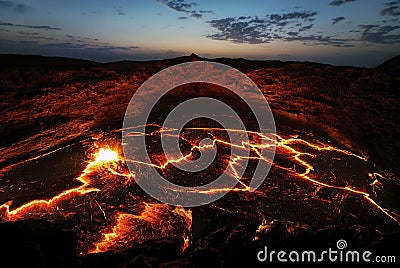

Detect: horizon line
1,52,397,69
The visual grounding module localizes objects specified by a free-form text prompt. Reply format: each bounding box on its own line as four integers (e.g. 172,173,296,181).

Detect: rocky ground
0,218,398,267
1,53,398,172
0,53,399,267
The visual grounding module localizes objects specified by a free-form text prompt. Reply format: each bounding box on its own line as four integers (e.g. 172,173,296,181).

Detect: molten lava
0,144,191,254
0,125,399,256
90,203,192,254
95,148,119,163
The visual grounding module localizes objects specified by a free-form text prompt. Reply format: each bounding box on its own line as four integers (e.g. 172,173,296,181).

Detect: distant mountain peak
189,53,201,61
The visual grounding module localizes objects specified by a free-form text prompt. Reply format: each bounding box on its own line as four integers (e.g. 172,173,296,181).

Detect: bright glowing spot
95,148,119,162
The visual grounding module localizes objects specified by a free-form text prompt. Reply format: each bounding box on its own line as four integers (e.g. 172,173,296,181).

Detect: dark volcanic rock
225,224,247,249
0,219,78,267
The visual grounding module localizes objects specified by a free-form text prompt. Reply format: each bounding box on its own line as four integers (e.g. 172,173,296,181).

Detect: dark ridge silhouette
0,54,99,70
377,54,400,76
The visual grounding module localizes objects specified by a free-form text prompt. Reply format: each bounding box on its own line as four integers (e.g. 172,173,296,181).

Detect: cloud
157,0,197,12
207,11,321,44
384,1,400,6
332,16,346,24
0,39,143,62
198,10,213,14
3,39,140,53
299,24,313,31
329,0,356,7
206,10,373,47
0,1,13,8
269,11,317,22
380,6,400,16
24,36,55,41
178,16,188,20
114,6,126,16
13,3,30,12
207,8,399,47
1,36,181,62
18,31,39,35
1,24,142,60
380,1,400,16
207,17,268,44
190,13,202,19
0,1,31,12
5,31,141,51
157,0,213,19
0,21,61,30
359,24,400,44
281,34,355,47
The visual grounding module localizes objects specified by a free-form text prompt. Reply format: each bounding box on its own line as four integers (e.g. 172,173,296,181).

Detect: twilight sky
0,0,399,66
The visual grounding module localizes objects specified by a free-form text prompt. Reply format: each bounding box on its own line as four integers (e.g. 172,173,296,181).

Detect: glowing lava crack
0,148,120,222
0,126,399,256
0,144,192,254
